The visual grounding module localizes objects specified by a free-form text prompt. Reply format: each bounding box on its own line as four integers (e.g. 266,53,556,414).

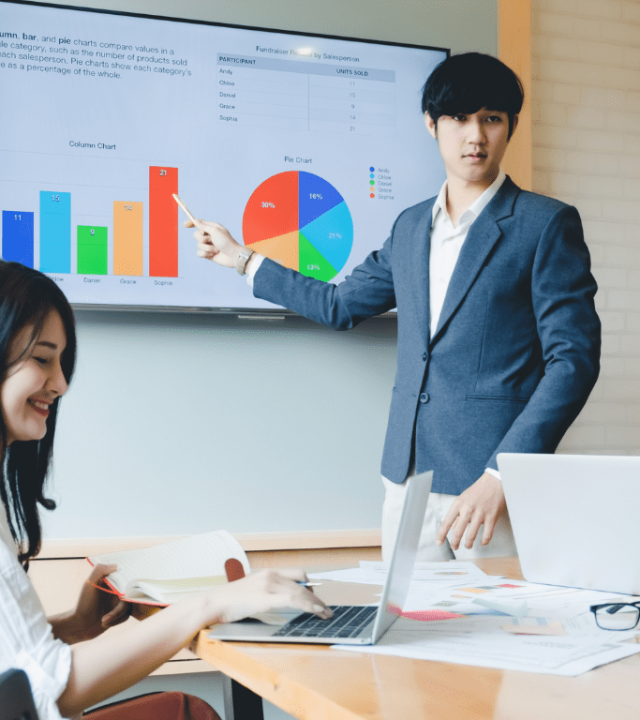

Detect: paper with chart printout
311,562,640,673
88,530,250,606
400,577,640,619
334,612,640,676
323,571,640,675
312,563,637,620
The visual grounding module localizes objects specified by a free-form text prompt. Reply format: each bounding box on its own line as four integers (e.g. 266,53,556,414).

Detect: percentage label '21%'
261,201,275,208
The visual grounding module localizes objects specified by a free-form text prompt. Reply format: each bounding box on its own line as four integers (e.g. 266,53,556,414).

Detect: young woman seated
0,260,331,720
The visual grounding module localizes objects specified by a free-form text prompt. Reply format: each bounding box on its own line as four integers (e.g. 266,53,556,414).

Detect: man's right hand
184,218,245,269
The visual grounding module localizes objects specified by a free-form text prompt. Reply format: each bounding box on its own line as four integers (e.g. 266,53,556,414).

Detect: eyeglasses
590,602,640,631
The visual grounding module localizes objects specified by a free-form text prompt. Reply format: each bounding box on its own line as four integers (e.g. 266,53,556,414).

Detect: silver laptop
208,471,432,644
498,453,640,595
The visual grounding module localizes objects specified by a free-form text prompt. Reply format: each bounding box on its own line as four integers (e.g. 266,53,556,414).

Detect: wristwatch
236,248,255,275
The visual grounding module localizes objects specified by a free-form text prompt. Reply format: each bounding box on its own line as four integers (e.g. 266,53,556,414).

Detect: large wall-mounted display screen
0,1,447,311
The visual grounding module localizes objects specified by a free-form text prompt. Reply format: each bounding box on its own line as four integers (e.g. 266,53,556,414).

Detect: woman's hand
205,568,332,625
56,567,330,716
50,564,131,644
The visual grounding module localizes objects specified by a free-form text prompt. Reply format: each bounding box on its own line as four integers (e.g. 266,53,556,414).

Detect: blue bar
39,191,71,273
2,211,34,268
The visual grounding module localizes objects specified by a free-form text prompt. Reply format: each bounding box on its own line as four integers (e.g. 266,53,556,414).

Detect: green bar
77,226,108,275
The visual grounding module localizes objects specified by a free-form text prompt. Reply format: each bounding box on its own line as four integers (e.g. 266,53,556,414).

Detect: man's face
425,108,517,188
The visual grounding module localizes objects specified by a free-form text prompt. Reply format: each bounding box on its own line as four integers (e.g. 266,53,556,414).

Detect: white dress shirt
429,169,506,338
0,504,72,720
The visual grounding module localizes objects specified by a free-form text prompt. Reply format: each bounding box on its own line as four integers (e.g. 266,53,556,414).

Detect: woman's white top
0,502,72,720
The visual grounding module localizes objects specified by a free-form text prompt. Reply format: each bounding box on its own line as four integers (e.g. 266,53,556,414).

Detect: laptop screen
372,471,432,642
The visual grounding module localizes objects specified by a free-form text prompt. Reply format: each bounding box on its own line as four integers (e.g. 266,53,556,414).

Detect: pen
297,581,322,587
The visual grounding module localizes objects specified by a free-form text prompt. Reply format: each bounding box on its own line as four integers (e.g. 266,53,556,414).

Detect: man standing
189,53,601,561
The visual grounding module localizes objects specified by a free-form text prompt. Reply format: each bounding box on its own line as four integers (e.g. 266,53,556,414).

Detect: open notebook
88,530,249,606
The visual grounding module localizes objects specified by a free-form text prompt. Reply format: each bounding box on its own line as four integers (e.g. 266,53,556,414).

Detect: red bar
149,166,178,277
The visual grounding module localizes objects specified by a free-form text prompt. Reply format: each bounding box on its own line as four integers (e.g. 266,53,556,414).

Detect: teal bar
40,191,71,273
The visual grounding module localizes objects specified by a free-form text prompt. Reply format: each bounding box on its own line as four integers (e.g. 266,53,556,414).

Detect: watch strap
236,248,255,275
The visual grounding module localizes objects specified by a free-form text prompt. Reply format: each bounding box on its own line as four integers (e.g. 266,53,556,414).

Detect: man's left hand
436,472,506,551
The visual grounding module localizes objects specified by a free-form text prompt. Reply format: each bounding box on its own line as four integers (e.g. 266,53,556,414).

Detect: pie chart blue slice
298,172,345,228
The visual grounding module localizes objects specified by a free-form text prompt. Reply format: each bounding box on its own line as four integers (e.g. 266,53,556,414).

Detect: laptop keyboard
272,605,377,639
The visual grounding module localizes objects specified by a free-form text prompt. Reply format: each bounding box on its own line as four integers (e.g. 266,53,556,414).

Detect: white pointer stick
172,193,198,225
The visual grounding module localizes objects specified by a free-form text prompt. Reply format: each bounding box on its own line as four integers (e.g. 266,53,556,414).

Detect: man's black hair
422,52,524,139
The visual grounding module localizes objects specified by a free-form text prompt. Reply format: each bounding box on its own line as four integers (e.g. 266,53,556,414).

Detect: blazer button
419,393,430,404
422,352,428,361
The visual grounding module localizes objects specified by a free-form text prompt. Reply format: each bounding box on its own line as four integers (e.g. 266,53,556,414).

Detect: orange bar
113,201,143,276
149,166,178,277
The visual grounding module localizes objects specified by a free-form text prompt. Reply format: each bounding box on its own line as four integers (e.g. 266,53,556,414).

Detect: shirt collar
432,169,506,227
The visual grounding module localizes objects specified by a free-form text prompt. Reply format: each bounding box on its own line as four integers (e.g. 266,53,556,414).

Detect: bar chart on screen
1,165,179,279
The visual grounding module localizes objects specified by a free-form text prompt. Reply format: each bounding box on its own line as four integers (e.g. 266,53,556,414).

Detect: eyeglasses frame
589,601,640,631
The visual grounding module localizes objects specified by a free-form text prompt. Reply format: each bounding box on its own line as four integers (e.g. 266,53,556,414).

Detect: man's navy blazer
253,177,601,494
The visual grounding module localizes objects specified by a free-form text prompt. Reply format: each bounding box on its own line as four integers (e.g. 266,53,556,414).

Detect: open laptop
498,453,640,595
208,470,432,645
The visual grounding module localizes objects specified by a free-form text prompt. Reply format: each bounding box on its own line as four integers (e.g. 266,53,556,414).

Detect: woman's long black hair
0,261,77,566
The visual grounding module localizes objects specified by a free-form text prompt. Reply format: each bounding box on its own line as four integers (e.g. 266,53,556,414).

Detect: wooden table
194,557,640,720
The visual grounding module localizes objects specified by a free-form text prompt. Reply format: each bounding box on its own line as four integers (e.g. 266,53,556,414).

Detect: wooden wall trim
36,528,382,559
498,0,532,190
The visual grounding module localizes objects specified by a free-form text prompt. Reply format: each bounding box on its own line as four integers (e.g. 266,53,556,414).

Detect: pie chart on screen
242,171,353,282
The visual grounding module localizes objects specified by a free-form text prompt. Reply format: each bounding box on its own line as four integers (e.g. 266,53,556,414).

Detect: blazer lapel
430,177,520,346
411,198,436,351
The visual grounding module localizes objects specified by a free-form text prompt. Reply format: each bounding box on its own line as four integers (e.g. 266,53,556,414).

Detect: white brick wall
532,0,640,455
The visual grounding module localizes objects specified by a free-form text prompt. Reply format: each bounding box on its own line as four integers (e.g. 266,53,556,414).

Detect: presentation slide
0,1,447,310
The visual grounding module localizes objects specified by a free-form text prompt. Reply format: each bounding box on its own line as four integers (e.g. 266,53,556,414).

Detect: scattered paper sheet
334,615,640,676
308,560,488,586
401,577,636,618
502,619,565,636
311,560,640,675
360,560,489,583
